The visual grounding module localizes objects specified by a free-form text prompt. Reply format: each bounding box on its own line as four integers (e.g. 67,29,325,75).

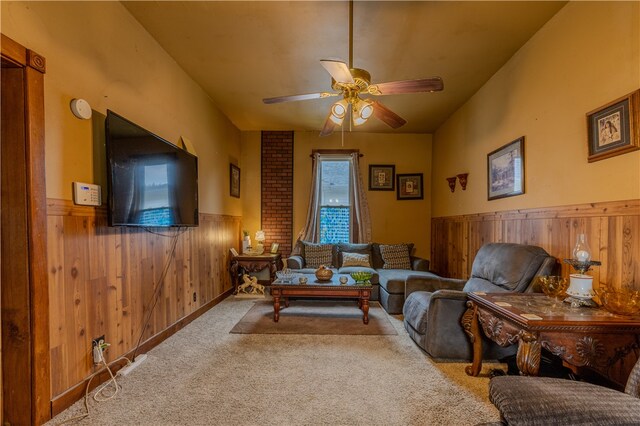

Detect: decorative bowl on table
350,271,373,284
537,276,569,298
314,265,333,281
275,268,295,283
594,287,640,316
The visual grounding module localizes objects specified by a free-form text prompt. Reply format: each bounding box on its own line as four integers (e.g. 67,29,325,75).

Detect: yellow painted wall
240,131,262,237
242,131,433,259
1,1,242,216
432,1,640,217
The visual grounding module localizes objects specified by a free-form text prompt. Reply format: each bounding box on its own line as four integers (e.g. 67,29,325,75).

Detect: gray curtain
292,152,322,254
349,152,372,243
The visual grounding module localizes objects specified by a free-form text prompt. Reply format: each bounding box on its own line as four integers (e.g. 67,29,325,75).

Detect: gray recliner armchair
403,243,557,361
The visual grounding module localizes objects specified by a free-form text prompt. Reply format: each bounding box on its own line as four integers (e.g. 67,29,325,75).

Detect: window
296,150,371,248
137,160,172,226
319,158,351,243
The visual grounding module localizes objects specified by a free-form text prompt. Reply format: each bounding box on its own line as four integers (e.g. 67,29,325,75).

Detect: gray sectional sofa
286,242,433,314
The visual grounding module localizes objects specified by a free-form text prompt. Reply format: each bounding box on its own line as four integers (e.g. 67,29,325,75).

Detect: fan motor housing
332,68,371,92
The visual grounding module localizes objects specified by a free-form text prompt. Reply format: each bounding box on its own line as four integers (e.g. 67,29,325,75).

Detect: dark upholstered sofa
403,243,557,361
287,242,432,314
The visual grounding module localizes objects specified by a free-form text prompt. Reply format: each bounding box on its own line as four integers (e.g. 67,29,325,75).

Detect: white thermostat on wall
73,182,101,206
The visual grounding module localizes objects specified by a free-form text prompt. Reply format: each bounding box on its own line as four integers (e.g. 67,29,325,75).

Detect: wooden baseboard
50,288,233,417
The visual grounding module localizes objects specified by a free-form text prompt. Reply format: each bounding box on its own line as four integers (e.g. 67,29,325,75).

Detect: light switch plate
73,182,101,206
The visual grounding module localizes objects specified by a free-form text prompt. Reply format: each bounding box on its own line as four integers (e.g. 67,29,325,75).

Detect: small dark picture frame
270,242,279,254
586,89,639,162
369,164,395,191
397,173,423,200
230,164,240,198
487,136,525,201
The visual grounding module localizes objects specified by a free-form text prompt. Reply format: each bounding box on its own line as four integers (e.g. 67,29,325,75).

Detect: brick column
261,131,294,256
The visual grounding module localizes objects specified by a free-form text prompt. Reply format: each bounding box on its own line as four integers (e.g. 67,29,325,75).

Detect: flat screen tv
105,110,199,227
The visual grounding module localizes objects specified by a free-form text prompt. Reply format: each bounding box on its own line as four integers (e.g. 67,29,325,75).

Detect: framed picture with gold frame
587,89,640,162
230,164,240,198
487,137,525,201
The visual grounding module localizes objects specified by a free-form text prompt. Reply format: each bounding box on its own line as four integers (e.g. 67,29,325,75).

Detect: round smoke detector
70,98,92,120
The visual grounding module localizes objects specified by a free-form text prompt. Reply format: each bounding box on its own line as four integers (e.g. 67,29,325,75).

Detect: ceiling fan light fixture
351,97,374,124
359,98,374,119
352,108,368,127
329,113,344,126
329,99,348,125
331,99,348,118
352,116,367,127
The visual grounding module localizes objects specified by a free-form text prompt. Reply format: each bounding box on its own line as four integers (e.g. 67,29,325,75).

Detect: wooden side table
462,292,640,389
228,253,283,294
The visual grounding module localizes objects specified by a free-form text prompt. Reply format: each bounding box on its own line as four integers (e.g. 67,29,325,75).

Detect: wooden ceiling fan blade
319,115,337,137
369,77,444,95
263,92,337,104
320,59,354,84
372,101,407,129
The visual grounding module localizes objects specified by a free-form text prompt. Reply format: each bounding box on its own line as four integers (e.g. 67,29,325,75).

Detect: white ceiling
123,1,566,134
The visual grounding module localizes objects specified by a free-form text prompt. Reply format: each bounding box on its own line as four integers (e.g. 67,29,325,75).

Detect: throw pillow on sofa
371,243,414,269
341,252,371,268
303,242,333,268
337,243,371,267
380,243,412,269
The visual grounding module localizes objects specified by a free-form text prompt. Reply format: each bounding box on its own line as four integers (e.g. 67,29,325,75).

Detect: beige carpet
230,299,397,335
48,297,500,426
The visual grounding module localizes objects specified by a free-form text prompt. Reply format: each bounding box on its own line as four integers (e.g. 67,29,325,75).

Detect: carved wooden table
462,292,640,388
228,253,282,294
270,274,372,324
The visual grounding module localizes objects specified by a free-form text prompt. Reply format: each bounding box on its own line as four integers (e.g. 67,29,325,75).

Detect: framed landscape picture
230,164,240,198
397,173,423,200
586,89,639,162
369,164,395,191
487,137,524,200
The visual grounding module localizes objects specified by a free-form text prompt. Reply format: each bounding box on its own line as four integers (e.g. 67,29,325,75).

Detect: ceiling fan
262,0,444,136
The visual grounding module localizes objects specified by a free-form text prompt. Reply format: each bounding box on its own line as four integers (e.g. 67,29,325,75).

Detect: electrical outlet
92,335,105,349
92,335,105,364
193,292,197,302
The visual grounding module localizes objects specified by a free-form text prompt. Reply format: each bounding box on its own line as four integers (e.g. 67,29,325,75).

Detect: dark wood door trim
1,33,50,425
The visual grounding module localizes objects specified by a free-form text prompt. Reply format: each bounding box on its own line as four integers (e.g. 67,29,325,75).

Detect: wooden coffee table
270,274,372,324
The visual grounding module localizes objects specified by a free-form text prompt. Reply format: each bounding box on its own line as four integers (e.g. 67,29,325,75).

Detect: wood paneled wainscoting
47,199,240,414
431,199,640,290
